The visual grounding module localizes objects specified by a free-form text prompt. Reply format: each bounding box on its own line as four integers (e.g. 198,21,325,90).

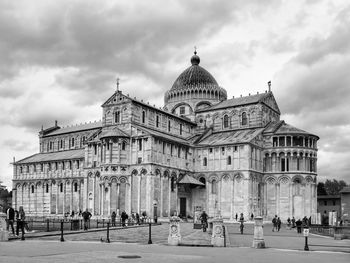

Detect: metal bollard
106,222,110,243
303,227,309,251
60,220,64,242
223,225,226,247
148,222,152,244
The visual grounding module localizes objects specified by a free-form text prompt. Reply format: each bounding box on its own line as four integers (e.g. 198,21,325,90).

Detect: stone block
168,216,181,246
252,216,265,249
0,212,9,242
211,217,225,247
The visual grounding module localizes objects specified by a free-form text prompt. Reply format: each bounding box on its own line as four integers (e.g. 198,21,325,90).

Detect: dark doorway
180,198,186,218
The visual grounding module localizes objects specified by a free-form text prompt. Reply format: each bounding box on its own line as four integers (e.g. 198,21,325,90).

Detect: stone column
168,177,171,217
109,183,112,215
138,176,142,214
276,183,280,216
160,176,164,218
252,216,265,248
230,177,234,220
116,183,120,211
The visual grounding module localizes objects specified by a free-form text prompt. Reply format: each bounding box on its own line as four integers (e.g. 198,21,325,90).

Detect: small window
178,147,181,158
74,183,78,192
221,147,225,153
138,139,142,151
69,161,72,170
223,115,229,128
138,157,142,164
71,138,75,147
142,110,146,124
171,177,175,192
33,164,36,173
20,166,23,173
227,156,232,165
242,112,247,126
115,111,121,123
46,184,49,193
203,157,207,166
76,160,80,169
31,185,35,193
209,148,213,153
324,201,327,206
212,180,217,194
168,120,171,132
180,106,185,115
180,124,183,135
332,200,336,206
156,115,160,128
60,183,63,193
122,141,126,151
94,145,97,155
233,146,238,152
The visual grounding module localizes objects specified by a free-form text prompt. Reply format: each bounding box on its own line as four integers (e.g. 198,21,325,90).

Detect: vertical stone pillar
230,177,234,220
116,183,120,211
168,216,181,246
211,216,225,247
138,176,142,214
252,216,265,248
160,176,164,218
276,183,280,216
0,213,9,241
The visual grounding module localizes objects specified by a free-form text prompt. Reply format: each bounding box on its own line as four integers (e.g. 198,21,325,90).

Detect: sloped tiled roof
133,124,190,145
178,174,204,186
274,122,318,138
195,128,264,146
15,149,84,164
44,121,102,137
197,92,270,112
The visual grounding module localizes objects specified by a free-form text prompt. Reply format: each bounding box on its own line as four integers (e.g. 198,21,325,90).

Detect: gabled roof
15,149,84,164
102,91,197,125
100,127,129,139
132,124,190,145
195,128,264,146
196,91,280,114
43,121,102,137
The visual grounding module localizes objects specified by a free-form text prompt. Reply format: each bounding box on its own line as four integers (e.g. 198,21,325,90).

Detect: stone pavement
0,239,349,263
6,222,350,253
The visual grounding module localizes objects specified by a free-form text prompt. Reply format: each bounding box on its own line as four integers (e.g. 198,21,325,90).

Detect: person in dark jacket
121,211,128,227
82,209,92,230
16,206,25,236
6,206,15,235
296,219,302,233
111,211,116,227
277,217,281,232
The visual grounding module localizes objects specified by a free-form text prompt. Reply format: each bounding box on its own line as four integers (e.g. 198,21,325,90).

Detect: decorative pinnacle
194,46,197,55
268,81,271,91
116,77,120,92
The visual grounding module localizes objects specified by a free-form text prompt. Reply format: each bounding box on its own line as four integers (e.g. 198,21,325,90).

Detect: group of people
5,206,26,237
272,215,282,232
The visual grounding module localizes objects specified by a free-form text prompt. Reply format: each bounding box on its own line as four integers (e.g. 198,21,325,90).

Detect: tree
324,179,347,195
317,182,327,195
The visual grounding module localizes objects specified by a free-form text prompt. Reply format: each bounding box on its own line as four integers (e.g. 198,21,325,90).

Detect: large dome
171,52,219,91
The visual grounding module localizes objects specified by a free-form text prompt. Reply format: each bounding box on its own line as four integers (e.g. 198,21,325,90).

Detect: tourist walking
235,213,238,221
82,209,92,231
6,206,15,235
199,211,208,232
272,215,278,232
277,217,281,231
121,211,128,227
296,218,302,233
16,206,25,237
239,213,244,234
136,213,140,225
292,217,296,228
111,211,116,227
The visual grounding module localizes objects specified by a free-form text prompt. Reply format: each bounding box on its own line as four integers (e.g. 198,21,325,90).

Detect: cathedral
12,52,319,221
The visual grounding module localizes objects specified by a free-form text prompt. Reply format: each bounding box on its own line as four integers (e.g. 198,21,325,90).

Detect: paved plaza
2,222,349,263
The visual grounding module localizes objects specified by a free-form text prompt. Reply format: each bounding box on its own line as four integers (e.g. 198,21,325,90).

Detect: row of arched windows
223,112,247,128
28,182,79,194
45,136,86,152
203,156,232,166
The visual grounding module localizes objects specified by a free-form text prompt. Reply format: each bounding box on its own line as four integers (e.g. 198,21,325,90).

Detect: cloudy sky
1,0,350,189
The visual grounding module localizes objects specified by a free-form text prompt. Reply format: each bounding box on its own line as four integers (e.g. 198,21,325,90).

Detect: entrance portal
180,198,186,218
